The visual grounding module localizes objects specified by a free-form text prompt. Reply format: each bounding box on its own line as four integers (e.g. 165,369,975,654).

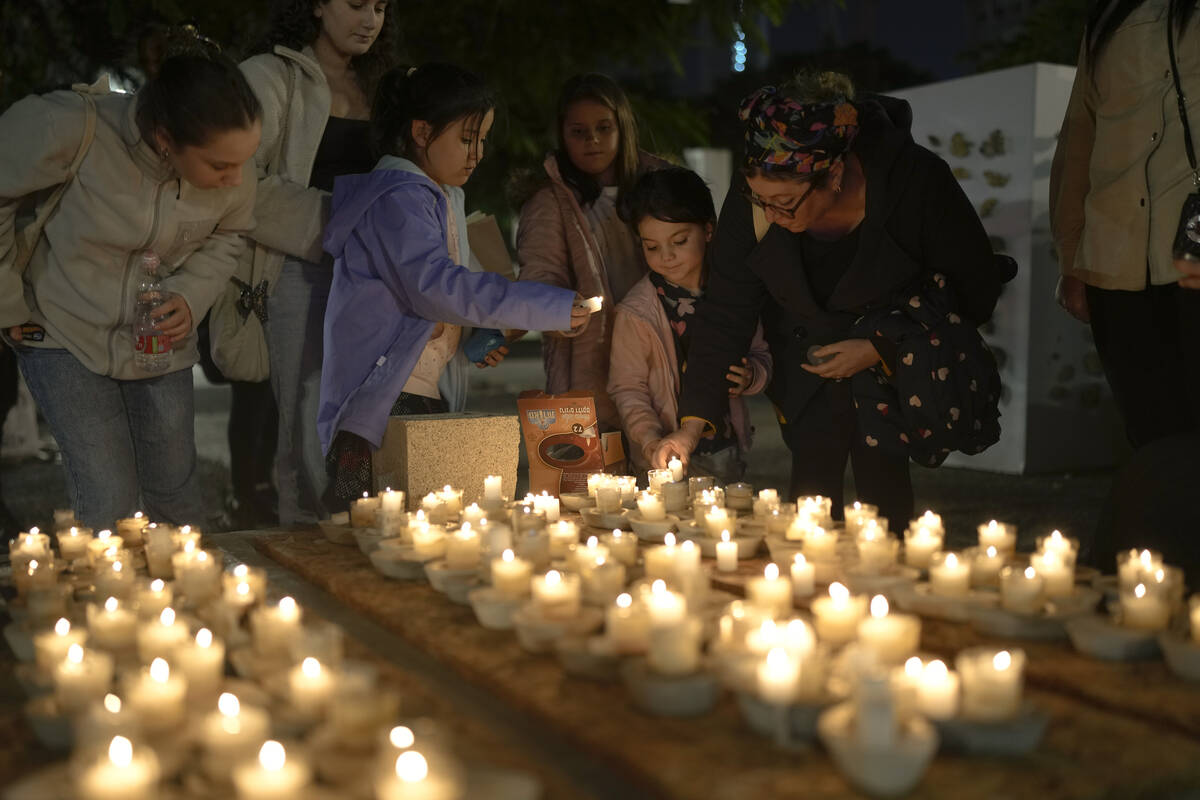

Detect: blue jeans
15,346,204,531
266,258,331,524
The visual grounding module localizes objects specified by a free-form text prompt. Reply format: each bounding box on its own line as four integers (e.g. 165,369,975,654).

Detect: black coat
680,95,1004,430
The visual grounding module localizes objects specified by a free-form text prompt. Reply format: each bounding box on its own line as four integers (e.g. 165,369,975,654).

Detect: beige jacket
1050,1,1200,290
239,45,332,285
0,88,255,378
608,274,772,473
515,153,667,431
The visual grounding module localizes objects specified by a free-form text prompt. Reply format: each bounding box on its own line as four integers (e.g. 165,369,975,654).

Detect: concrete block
372,412,520,511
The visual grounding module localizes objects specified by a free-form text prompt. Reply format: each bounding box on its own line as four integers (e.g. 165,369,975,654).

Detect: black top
309,116,373,193
679,94,1004,429
801,228,861,309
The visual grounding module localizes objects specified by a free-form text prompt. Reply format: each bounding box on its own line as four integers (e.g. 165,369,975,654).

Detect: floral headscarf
738,86,859,175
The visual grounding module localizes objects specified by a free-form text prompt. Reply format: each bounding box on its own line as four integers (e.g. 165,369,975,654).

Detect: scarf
738,86,859,174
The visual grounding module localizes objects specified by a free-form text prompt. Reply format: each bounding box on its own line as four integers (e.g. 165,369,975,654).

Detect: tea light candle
855,673,898,750
87,531,124,569
93,557,136,601
725,481,754,510
802,525,838,562
595,483,622,513
483,474,504,504
747,563,792,617
225,564,266,602
757,646,800,705
790,553,815,599
643,533,679,582
811,582,868,644
136,579,173,619
704,505,732,538
115,513,147,546
202,693,271,772
143,525,175,579
716,530,738,572
856,595,920,664
648,616,701,676
172,548,222,604
606,593,650,653
903,525,943,569
600,529,638,568
75,735,160,800
289,657,334,716
957,647,1025,721
18,557,59,597
570,535,609,572
35,617,86,671
411,524,447,560
251,597,303,658
55,644,114,713
57,525,94,561
1028,550,1073,598
377,750,458,800
126,657,187,730
970,545,1006,587
75,694,139,752
1121,582,1171,630
445,525,481,570
645,579,688,626
856,524,895,571
438,485,464,515
581,556,626,605
233,740,311,800
380,487,405,514
843,501,878,536
351,493,382,528
637,491,666,522
914,657,960,720
1118,548,1164,592
1000,565,1045,614
547,520,580,558
977,520,1016,554
667,456,685,483
491,549,532,598
531,570,581,620
175,628,224,700
646,468,673,492
929,551,971,597
137,607,190,664
532,491,560,522
88,597,138,652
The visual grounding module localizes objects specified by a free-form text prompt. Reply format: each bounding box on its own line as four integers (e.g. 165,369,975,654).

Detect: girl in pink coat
608,167,772,482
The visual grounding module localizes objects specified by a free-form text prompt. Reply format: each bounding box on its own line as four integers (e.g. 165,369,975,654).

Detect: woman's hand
801,339,880,380
651,419,706,471
1055,274,1089,322
474,345,509,369
1176,257,1200,290
5,326,21,343
727,358,752,396
152,294,193,343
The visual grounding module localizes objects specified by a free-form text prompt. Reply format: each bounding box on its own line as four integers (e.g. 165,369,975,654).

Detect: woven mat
258,531,1200,800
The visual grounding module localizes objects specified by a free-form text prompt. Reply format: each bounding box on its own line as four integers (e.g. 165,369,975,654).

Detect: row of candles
9,512,469,800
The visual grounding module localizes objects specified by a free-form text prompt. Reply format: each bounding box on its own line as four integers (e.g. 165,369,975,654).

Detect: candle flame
765,647,790,670
389,725,415,749
1049,530,1063,542
1134,583,1147,599
134,511,143,519
681,540,696,553
362,492,370,499
159,608,175,626
149,658,170,682
109,736,133,768
829,582,849,602
905,656,924,678
150,579,165,591
98,529,112,540
926,659,948,679
279,597,297,616
616,593,632,609
764,563,779,580
259,740,286,771
54,618,70,636
218,692,239,717
301,657,321,678
237,582,250,596
986,546,998,558
544,570,562,587
1024,566,1037,579
181,525,192,535
1139,549,1153,567
233,564,249,578
945,552,959,568
586,535,598,548
27,560,37,574
664,533,676,547
104,694,121,713
993,650,1012,670
721,530,731,542
67,643,83,663
651,579,666,595
113,561,123,573
870,595,888,618
196,628,213,648
502,549,514,562
1153,568,1165,584
104,597,118,612
395,750,428,783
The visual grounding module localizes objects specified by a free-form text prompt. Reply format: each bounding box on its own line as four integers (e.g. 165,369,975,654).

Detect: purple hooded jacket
318,159,576,453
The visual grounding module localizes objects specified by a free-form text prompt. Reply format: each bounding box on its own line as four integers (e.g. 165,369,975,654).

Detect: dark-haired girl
319,64,590,503
0,41,262,531
241,0,399,525
608,167,771,483
516,74,668,433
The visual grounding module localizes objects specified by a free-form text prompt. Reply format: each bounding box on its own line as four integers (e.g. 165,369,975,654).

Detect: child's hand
474,345,509,369
726,358,751,396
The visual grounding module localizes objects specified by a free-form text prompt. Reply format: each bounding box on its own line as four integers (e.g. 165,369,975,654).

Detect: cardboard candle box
518,391,625,496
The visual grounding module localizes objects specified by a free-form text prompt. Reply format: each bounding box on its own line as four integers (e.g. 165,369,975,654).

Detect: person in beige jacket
1051,0,1200,448
0,41,261,531
239,0,400,524
609,167,772,482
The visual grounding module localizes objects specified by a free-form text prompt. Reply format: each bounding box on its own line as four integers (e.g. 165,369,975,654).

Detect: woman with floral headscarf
652,71,1008,525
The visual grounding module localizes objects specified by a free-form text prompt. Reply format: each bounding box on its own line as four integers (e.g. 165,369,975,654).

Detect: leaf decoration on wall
979,197,998,218
984,170,1011,187
950,132,974,158
952,167,972,180
980,129,1007,158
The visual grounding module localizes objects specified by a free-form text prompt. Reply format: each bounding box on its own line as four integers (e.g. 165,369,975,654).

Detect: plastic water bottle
132,250,171,373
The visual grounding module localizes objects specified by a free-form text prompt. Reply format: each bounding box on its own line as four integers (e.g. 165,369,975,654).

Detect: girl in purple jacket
319,64,590,505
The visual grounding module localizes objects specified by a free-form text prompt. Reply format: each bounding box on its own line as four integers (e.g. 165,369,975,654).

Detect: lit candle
904,524,943,569
461,503,487,529
490,549,532,599
175,627,225,701
1038,530,1077,559
289,656,334,717
570,535,610,572
547,520,580,558
233,740,311,800
351,493,382,528
667,456,685,483
483,474,504,504
1000,565,1045,614
716,530,738,572
855,673,898,750
643,533,680,582
970,545,1006,587
115,512,148,546
586,472,605,498
88,597,138,652
75,694,138,751
606,593,650,654
757,647,800,705
445,524,481,570
533,491,560,522
57,525,94,561
648,616,702,676
914,510,944,535
1118,548,1164,592
172,547,222,604
790,553,815,599
594,482,622,513
856,522,896,571
202,693,270,778
75,735,160,800
1028,549,1073,598
843,501,878,536
143,524,175,579
929,551,971,597
661,478,689,512
747,563,792,617
531,570,581,620
137,607,190,664
977,520,1016,554
87,531,125,569
802,525,838,563
600,529,638,568
704,505,732,538
411,524,447,561
93,557,136,601
381,487,406,513
645,579,688,626
135,579,173,620
377,750,458,800
378,488,407,536
1121,582,1170,630
914,657,960,720
637,491,666,522
126,657,187,731
957,647,1025,721
581,556,626,606
55,643,114,713
646,468,672,493
250,596,303,658
856,595,921,664
438,485,464,515
34,617,86,671
811,582,869,644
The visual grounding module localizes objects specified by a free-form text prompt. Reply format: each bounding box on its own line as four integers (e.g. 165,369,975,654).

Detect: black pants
1086,283,1200,448
228,380,278,517
780,381,914,528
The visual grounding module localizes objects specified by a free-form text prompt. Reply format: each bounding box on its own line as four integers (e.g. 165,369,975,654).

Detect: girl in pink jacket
608,167,772,482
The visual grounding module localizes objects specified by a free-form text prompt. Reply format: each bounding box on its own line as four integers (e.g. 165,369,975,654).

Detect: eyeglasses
741,180,818,218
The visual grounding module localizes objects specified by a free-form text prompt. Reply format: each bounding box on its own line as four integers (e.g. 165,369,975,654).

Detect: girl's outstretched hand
651,418,705,471
727,358,751,396
474,345,508,369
